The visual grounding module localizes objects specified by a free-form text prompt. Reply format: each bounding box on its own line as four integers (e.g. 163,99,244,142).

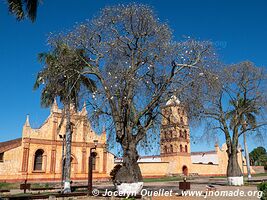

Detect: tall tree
7,0,39,22
193,61,267,185
34,42,96,193
58,4,214,183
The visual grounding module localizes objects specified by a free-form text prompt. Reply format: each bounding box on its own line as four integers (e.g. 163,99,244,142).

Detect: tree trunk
243,131,252,179
115,143,143,183
63,104,72,193
227,146,243,185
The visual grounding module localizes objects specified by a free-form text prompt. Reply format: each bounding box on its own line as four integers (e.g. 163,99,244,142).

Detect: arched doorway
182,165,188,176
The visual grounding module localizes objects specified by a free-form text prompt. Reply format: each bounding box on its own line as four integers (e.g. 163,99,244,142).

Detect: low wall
139,162,169,177
191,163,225,176
252,166,266,174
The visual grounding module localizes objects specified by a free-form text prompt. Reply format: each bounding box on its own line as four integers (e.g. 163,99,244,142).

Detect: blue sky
0,0,266,153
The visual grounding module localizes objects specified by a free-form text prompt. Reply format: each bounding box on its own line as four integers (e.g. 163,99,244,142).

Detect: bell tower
160,96,190,156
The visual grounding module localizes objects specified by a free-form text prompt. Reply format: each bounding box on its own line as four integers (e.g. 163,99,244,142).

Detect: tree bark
243,130,252,179
115,143,143,183
227,147,242,177
63,104,72,193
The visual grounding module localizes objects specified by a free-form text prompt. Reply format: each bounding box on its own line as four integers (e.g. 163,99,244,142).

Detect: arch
185,145,188,153
182,165,188,176
34,149,44,171
208,162,213,165
180,144,183,152
179,130,182,137
170,130,173,138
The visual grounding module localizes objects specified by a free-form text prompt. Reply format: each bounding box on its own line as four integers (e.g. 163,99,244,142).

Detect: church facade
0,101,114,182
0,97,254,182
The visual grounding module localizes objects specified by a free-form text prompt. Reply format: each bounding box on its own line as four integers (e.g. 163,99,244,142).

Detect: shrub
258,182,267,200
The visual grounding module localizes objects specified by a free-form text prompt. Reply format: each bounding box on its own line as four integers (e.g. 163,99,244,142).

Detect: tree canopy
46,4,215,183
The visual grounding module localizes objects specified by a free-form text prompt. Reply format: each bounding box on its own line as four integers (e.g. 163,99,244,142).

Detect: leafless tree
189,61,267,183
54,4,215,183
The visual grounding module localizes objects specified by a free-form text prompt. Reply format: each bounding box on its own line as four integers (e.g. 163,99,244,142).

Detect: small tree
193,61,267,185
59,4,214,183
250,147,266,165
34,42,96,193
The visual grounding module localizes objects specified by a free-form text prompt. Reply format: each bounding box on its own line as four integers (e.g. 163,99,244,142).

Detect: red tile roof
0,138,22,153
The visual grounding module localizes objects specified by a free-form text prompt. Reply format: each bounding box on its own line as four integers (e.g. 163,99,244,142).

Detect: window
0,153,4,162
34,149,44,171
164,131,167,139
164,146,168,154
180,117,184,124
173,130,177,138
170,145,173,153
208,162,213,165
170,130,173,138
185,145,188,152
179,130,182,137
184,130,187,139
180,144,183,152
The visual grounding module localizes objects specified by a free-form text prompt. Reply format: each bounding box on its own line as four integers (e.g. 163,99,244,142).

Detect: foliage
7,0,39,21
250,147,267,166
258,182,267,200
34,42,96,193
34,42,96,108
258,154,267,168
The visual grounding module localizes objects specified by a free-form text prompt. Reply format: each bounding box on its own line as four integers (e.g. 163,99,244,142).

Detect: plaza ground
0,174,266,199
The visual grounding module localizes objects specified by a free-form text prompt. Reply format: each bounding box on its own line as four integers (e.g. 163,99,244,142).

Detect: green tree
250,147,266,165
34,42,96,193
258,154,267,167
7,0,39,22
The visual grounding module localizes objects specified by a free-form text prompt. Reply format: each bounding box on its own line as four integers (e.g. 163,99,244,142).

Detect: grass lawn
143,176,186,182
0,182,19,190
251,173,267,177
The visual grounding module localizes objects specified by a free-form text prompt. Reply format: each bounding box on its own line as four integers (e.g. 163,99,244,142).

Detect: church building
0,100,114,182
0,97,254,182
